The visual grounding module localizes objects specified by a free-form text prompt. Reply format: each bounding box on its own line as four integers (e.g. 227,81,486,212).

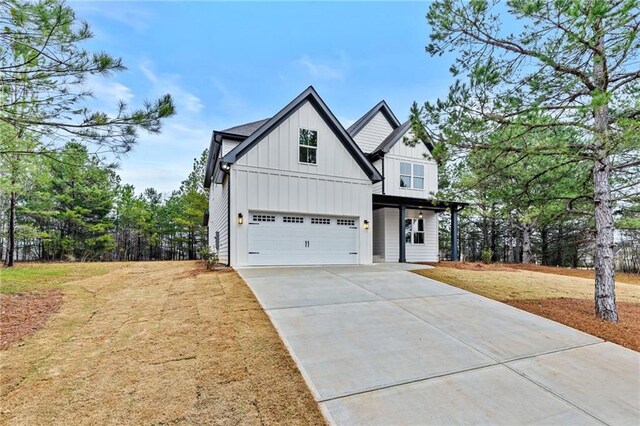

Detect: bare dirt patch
0,290,63,350
507,298,640,352
0,261,325,425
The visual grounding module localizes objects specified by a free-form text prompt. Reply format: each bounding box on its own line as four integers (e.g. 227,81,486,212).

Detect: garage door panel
248,213,358,265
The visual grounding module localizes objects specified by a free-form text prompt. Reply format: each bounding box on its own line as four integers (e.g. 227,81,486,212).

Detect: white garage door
247,212,358,265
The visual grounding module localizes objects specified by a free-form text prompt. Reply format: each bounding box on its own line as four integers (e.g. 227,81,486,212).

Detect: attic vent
283,216,304,223
311,218,331,225
252,215,275,222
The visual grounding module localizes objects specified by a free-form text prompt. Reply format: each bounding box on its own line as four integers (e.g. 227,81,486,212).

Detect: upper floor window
299,128,317,164
400,162,424,189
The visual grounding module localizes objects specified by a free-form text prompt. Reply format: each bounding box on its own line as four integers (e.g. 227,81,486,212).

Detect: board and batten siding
208,179,229,264
372,159,383,194
377,207,438,262
384,129,438,197
221,139,240,156
230,100,373,266
353,111,394,154
372,208,386,256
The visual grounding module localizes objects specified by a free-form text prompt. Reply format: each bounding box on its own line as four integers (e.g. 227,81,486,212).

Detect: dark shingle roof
221,118,270,137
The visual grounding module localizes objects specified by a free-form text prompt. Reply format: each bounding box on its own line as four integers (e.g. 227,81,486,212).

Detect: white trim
298,126,318,166
399,161,425,190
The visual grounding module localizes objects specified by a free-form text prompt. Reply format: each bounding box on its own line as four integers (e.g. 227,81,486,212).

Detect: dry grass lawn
415,263,640,352
0,261,325,425
416,263,640,303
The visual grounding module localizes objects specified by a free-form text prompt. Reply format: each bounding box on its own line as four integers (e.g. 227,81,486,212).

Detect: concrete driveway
237,264,640,425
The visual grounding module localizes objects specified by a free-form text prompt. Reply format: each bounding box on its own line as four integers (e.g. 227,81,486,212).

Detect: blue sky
72,1,457,193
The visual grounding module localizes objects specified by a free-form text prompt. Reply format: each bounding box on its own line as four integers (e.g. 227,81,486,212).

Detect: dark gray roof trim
220,86,383,183
347,100,401,137
369,120,435,160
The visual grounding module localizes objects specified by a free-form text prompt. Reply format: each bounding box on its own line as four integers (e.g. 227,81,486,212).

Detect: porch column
399,204,406,263
451,206,459,261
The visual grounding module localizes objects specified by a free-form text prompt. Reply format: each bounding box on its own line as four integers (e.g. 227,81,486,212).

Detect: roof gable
347,100,401,137
221,86,382,182
369,120,435,159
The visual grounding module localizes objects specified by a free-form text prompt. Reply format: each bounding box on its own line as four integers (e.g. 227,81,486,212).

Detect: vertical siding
372,208,385,256
372,159,383,194
383,208,400,262
383,128,438,197
353,112,394,154
229,99,374,266
209,179,229,264
231,167,372,266
235,101,367,181
222,139,240,156
382,208,438,262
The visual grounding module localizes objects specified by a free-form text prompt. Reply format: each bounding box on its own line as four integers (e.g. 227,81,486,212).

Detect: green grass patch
0,263,113,294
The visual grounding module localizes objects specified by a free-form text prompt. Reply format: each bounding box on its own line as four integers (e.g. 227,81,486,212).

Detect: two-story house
204,86,465,267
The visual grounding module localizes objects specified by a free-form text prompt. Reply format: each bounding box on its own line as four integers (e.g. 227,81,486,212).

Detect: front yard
415,262,640,352
0,261,324,425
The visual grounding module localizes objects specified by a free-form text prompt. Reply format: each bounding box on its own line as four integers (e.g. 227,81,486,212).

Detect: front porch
372,194,467,263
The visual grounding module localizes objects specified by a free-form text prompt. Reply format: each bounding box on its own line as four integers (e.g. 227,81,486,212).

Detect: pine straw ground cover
0,261,324,425
415,262,640,352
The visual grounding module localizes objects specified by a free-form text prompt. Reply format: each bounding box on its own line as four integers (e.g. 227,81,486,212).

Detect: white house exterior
204,86,464,267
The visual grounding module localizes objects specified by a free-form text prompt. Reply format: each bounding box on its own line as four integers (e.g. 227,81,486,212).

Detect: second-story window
400,162,425,189
299,128,317,164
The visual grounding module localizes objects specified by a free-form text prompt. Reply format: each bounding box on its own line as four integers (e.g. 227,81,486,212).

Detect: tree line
0,141,208,263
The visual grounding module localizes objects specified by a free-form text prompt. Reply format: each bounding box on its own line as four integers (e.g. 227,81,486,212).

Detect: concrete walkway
237,264,640,425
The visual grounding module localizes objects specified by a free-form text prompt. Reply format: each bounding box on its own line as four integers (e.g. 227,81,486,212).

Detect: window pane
413,164,424,177
308,147,317,164
299,146,308,163
400,175,411,188
417,218,424,231
400,162,411,175
405,219,412,243
413,177,424,189
299,128,317,147
414,232,424,244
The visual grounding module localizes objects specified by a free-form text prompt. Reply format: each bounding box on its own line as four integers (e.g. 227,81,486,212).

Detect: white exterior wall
372,159,383,194
372,208,386,257
384,130,438,197
231,100,373,266
376,207,438,263
208,178,229,264
353,112,394,154
222,139,240,156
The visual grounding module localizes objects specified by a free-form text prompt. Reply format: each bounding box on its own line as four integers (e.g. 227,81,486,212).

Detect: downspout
381,157,385,195
227,171,231,267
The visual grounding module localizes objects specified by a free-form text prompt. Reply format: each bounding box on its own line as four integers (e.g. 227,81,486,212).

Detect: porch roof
372,193,468,212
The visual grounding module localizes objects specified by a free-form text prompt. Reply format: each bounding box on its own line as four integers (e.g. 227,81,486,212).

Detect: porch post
451,206,459,261
399,204,406,263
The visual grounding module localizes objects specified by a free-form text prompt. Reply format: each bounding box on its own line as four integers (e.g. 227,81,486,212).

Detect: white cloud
296,53,348,81
139,61,204,114
71,1,155,34
84,76,135,106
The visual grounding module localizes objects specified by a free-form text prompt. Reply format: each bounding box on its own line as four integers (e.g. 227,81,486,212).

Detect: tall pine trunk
4,190,16,267
592,30,618,322
522,222,532,264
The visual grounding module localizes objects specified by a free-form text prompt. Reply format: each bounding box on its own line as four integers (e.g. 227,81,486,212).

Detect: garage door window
311,218,331,225
283,216,304,223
